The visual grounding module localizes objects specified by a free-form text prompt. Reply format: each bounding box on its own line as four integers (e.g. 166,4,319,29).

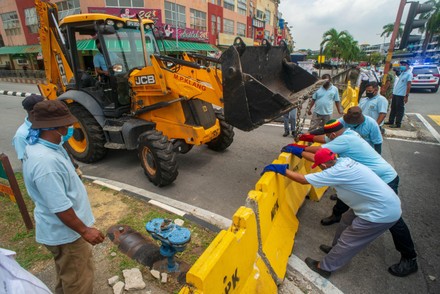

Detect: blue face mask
400,66,407,71
62,127,74,143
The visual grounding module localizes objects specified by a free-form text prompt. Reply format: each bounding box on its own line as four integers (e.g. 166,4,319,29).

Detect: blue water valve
146,218,191,272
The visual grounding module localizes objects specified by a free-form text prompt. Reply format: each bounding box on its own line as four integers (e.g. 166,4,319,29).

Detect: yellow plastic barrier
180,206,277,293
246,153,310,283
341,81,359,113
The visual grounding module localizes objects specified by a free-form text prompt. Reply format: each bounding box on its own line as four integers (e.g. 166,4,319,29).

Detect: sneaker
305,257,331,278
388,258,418,277
384,121,394,125
320,214,341,226
319,244,333,254
283,131,289,137
291,131,296,138
389,124,401,128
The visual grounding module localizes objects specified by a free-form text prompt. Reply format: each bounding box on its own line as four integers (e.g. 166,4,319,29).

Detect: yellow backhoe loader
35,0,319,186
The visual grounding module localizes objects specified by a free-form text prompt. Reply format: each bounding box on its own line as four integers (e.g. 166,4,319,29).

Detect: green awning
0,40,217,55
0,44,41,55
158,40,217,52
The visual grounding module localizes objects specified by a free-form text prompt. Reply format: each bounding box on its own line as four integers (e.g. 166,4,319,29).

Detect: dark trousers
331,175,417,259
388,94,405,126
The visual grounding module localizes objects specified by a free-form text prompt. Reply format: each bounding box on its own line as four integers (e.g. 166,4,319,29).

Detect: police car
410,64,440,93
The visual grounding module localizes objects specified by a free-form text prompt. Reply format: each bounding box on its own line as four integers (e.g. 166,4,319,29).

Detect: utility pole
382,0,406,87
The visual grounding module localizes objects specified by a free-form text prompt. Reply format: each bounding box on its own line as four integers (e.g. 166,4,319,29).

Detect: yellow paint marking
428,115,440,126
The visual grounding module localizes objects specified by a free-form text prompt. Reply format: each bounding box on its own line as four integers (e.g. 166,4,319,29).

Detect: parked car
410,64,440,93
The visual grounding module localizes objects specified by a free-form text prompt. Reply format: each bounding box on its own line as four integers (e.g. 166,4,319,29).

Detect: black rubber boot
320,214,341,226
388,258,418,277
305,257,331,278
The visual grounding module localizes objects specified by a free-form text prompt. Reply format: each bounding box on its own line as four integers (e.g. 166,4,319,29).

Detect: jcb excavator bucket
221,38,318,131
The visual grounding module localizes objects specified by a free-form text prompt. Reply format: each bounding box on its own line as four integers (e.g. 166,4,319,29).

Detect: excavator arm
35,0,74,99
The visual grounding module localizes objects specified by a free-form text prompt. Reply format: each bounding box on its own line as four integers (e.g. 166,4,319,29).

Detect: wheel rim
142,146,157,176
68,122,87,153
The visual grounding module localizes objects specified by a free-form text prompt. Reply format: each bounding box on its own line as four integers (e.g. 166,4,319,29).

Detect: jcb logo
55,54,68,86
135,75,156,85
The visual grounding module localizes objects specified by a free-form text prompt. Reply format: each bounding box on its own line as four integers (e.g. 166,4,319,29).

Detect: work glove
298,134,315,142
261,164,289,176
281,145,304,158
286,143,308,149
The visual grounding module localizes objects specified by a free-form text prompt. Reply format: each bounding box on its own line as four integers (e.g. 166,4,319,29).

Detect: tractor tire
66,103,107,163
138,130,178,187
206,111,234,151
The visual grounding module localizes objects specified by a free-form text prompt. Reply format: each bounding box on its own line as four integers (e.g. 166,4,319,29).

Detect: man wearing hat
12,94,44,160
282,119,418,277
340,106,383,154
385,60,412,128
262,148,402,278
22,100,105,293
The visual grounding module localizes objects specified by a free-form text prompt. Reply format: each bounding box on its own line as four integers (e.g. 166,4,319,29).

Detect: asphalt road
1,82,439,293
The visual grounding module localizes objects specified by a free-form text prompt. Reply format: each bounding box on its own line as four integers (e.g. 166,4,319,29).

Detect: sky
279,0,410,50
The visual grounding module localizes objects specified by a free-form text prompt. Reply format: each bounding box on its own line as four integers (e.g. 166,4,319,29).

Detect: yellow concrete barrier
180,206,277,293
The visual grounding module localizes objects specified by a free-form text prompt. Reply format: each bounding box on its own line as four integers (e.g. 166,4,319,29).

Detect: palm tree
341,35,360,64
381,23,404,41
320,28,350,58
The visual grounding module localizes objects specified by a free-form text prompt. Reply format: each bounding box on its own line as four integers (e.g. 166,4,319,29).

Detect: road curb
0,89,39,97
83,175,341,294
83,176,230,232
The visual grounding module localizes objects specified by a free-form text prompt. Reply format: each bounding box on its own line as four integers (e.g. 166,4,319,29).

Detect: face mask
400,66,406,71
366,66,371,70
62,127,74,143
366,92,375,98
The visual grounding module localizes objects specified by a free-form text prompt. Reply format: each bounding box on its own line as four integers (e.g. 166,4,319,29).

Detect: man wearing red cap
279,119,418,277
262,148,402,278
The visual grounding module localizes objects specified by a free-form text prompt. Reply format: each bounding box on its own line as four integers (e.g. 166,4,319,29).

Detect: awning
0,45,41,55
157,40,217,52
0,39,217,55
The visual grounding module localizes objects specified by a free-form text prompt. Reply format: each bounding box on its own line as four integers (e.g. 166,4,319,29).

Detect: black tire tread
138,130,178,187
67,102,107,163
207,111,234,151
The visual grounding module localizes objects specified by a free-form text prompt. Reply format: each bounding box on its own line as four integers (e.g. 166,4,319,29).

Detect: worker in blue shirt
262,149,402,278
339,106,383,154
23,100,105,293
358,82,388,128
308,74,342,132
385,60,413,128
283,119,418,277
12,94,44,160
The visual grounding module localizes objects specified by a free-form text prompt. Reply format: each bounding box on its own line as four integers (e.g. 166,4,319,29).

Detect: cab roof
59,13,154,26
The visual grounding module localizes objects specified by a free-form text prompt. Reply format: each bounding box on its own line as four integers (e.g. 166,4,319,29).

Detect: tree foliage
381,23,404,40
320,28,360,63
